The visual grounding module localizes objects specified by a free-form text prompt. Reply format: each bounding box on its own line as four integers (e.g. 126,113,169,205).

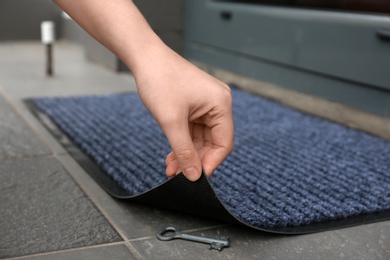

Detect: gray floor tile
0,157,122,259
131,222,390,260
22,244,136,260
56,154,225,240
0,95,49,159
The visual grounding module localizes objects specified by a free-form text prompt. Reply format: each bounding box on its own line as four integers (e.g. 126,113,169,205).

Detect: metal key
157,226,230,251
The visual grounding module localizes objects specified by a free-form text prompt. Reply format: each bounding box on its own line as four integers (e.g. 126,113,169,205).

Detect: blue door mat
26,85,390,234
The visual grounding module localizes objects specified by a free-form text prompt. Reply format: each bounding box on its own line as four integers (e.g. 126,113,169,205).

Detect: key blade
209,238,230,251
210,242,226,251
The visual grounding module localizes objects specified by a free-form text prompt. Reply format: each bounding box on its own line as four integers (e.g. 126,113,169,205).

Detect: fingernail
183,167,200,181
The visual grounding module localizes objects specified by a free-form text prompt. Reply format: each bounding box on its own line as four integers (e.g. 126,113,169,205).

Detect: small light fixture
40,21,55,76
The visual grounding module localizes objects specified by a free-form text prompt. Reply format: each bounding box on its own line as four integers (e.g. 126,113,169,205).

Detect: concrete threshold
193,61,390,141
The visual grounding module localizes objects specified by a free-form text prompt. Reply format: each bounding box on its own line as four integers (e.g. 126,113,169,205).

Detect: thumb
162,123,202,181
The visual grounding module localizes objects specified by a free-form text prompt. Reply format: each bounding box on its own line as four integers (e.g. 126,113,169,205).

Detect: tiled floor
0,41,389,259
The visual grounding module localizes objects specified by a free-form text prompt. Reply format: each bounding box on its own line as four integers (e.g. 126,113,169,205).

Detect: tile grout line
0,153,63,163
9,241,126,260
52,153,131,241
124,242,144,260
181,223,233,234
54,152,146,259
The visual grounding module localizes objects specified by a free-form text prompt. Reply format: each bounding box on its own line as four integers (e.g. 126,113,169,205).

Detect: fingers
165,152,179,178
203,84,234,176
202,147,231,178
165,123,209,178
155,80,233,182
165,151,176,166
161,119,202,181
202,106,234,177
164,117,234,180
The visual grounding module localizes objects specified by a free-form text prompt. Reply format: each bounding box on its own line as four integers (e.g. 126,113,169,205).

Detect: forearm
55,0,234,180
53,0,165,75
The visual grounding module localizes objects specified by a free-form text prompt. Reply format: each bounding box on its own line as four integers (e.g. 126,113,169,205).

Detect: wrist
121,32,169,77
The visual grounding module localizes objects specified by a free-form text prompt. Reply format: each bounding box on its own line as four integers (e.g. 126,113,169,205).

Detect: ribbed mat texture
33,87,390,229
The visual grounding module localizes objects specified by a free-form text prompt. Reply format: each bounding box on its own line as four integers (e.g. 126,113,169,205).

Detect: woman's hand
135,43,234,181
54,0,234,181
